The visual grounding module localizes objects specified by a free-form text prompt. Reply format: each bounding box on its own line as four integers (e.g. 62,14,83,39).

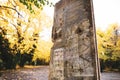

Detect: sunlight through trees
97,23,120,71
0,0,53,69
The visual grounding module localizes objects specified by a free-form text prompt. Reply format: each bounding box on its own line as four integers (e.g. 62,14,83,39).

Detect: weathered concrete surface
50,0,100,80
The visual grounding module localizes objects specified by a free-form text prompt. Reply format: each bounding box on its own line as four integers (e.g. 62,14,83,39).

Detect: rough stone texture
50,0,100,80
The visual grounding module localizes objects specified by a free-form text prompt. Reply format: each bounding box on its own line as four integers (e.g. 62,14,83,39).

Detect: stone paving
0,66,120,80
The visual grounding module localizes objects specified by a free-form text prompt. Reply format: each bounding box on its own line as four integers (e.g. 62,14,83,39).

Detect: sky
44,0,120,31
93,0,120,31
42,0,120,40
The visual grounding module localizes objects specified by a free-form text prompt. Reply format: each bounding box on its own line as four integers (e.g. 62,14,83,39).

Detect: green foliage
19,0,53,13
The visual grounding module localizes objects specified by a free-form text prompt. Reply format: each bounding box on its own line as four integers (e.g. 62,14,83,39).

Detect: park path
0,66,120,80
101,72,120,80
0,66,49,80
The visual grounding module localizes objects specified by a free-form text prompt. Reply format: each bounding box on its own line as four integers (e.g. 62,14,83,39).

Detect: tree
0,0,53,69
19,0,53,13
0,0,41,68
97,23,120,71
0,28,15,69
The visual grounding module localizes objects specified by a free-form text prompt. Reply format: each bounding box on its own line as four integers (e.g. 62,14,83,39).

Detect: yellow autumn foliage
0,0,53,63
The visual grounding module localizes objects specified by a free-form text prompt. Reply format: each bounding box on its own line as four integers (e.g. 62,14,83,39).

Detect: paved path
0,66,120,80
0,66,49,80
101,72,120,80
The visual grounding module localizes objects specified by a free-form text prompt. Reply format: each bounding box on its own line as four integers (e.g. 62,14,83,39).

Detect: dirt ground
0,66,120,80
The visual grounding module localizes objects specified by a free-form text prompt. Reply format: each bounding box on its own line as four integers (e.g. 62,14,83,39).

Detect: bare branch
0,16,21,38
0,5,23,17
0,16,8,22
